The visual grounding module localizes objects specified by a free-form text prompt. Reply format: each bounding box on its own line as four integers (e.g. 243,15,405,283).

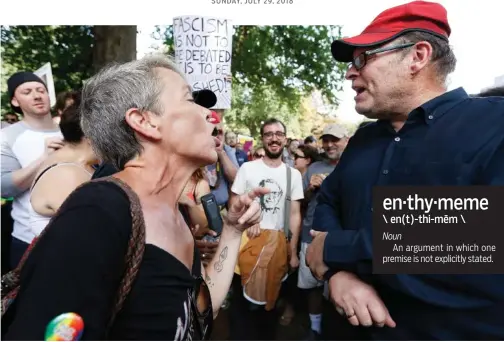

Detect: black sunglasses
294,154,307,160
350,43,415,70
191,275,213,340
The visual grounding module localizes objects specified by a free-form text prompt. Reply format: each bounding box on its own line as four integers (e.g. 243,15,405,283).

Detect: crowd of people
1,0,504,341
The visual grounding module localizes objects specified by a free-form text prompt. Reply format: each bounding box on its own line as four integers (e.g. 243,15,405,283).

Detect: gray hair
80,53,185,170
399,31,457,84
225,131,236,138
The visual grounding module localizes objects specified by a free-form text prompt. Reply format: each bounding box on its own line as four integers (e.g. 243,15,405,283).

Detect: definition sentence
390,243,496,254
382,254,493,264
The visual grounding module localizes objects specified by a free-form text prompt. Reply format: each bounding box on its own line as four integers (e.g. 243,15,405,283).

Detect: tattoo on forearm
214,246,228,272
205,274,215,288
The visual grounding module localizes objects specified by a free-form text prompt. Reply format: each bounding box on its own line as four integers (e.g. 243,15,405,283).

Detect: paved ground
211,297,311,340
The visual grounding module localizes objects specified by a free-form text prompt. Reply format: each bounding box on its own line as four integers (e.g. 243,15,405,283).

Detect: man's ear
11,97,19,108
410,41,432,74
124,108,162,141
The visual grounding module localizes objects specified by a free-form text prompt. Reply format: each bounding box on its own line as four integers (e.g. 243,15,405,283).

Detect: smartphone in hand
201,193,223,237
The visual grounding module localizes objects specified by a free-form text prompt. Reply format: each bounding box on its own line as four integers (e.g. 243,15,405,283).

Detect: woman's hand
225,187,269,235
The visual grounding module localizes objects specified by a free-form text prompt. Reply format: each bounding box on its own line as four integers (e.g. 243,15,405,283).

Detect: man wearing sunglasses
3,113,19,125
297,124,348,339
306,1,504,340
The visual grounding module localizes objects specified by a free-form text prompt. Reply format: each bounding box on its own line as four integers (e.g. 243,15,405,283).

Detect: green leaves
1,23,348,138
158,24,346,109
1,25,94,114
157,24,348,139
224,84,301,139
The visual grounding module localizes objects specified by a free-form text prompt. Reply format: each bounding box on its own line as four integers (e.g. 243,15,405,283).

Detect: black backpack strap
98,177,146,334
1,176,146,338
284,165,292,240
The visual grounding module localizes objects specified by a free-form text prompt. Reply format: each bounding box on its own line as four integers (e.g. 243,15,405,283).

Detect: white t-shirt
1,121,62,244
231,159,304,230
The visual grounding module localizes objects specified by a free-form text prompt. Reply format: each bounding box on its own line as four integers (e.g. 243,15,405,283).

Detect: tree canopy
1,26,94,94
1,25,136,115
157,25,347,109
1,24,349,138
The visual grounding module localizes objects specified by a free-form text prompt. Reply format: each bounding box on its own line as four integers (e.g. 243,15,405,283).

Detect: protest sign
34,62,56,108
173,16,233,109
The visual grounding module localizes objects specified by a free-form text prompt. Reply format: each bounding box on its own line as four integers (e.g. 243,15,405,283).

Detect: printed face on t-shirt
259,178,283,214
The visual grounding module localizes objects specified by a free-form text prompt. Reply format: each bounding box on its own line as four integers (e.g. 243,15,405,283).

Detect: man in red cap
306,1,504,340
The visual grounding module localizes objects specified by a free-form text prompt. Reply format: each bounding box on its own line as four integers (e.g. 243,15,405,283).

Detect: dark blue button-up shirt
313,88,504,340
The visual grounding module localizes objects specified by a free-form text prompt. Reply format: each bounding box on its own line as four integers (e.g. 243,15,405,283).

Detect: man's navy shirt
313,88,504,340
235,149,248,166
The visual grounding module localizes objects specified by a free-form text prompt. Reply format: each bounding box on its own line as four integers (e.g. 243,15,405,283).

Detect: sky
135,0,503,124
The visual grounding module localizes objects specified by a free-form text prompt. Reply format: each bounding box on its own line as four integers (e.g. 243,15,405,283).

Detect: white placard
34,62,56,108
173,16,233,109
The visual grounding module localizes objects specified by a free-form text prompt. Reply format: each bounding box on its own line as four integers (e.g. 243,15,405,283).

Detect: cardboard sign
34,62,56,108
173,16,233,109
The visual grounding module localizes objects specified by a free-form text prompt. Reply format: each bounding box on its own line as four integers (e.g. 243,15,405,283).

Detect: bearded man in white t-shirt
228,118,303,340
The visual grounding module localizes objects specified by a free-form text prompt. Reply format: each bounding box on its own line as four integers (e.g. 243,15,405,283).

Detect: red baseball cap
331,1,451,63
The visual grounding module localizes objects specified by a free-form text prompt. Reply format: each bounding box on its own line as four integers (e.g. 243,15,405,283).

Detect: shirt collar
416,87,469,125
376,87,469,128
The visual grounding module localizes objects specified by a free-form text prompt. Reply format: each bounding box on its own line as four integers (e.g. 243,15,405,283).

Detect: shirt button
383,170,389,175
394,137,401,142
428,115,434,119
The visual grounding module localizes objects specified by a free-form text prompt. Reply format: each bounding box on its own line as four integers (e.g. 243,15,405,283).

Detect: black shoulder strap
99,177,146,334
31,164,59,190
284,165,292,239
2,177,146,338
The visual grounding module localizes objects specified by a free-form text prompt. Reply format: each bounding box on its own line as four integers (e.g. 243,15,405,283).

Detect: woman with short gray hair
3,54,267,341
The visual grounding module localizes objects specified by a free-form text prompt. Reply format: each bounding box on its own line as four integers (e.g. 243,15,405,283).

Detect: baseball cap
7,71,48,114
331,1,451,63
192,89,217,109
321,124,348,139
304,135,317,144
